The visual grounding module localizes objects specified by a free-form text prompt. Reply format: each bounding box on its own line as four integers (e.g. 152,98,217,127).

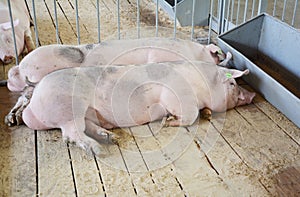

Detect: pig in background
21,61,255,155
5,38,232,126
0,0,35,64
7,38,231,92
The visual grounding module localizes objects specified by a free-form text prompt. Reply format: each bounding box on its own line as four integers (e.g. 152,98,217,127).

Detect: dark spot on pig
58,46,85,63
85,44,94,50
104,67,117,74
146,63,171,80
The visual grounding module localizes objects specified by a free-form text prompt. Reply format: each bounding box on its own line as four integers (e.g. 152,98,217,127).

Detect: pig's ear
222,69,249,82
0,19,19,30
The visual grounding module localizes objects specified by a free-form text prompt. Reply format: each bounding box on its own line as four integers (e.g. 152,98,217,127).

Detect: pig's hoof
96,130,120,145
200,108,212,121
5,114,16,127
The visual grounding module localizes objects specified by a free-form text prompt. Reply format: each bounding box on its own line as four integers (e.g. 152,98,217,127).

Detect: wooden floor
1,0,300,196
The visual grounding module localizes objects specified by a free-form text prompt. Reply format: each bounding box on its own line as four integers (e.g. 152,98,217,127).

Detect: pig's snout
237,87,256,106
3,55,14,64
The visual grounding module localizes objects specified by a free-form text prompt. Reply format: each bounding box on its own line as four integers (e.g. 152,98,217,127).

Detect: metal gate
2,0,300,65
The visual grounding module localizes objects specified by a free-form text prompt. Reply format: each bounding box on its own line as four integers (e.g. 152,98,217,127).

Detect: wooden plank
68,144,106,196
37,130,76,196
130,124,186,196
251,87,300,144
0,126,36,197
188,117,269,195
211,104,300,194
95,134,137,196
0,87,36,196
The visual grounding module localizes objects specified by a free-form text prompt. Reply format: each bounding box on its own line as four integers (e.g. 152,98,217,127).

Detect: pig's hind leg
84,119,119,145
61,118,105,156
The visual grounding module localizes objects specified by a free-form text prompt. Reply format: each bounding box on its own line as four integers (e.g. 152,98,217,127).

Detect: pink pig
0,0,34,63
22,61,255,155
7,38,230,92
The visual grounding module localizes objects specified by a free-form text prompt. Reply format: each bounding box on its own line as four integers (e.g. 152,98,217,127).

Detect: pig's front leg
84,119,119,145
5,86,33,126
24,29,35,53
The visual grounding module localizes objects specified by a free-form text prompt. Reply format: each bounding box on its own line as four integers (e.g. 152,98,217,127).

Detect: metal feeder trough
218,13,300,128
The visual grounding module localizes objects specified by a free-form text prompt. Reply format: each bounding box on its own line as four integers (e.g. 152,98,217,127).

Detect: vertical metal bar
75,0,80,44
226,0,231,31
7,0,19,65
230,0,235,23
282,0,287,21
97,0,101,42
208,0,214,43
257,0,268,14
190,0,196,40
221,0,226,33
273,0,277,16
243,0,248,22
292,0,298,26
251,0,256,18
32,0,39,47
155,0,158,37
174,0,177,39
53,0,60,44
117,0,120,39
236,0,240,25
137,0,140,38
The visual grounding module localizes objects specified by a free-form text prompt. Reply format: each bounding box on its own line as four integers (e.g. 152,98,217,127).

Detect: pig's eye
6,38,12,44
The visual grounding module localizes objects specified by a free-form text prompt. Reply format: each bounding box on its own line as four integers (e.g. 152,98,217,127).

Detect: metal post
7,0,18,65
155,0,158,37
53,0,60,44
190,0,196,40
117,0,120,39
273,0,277,16
208,0,214,43
243,0,249,22
282,0,287,21
32,0,39,47
251,0,256,18
292,0,298,27
97,0,101,42
137,0,140,38
75,0,80,44
236,0,240,24
174,0,177,39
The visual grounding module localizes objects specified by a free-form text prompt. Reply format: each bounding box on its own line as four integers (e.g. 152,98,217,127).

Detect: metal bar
221,0,227,33
226,0,231,31
7,0,19,65
75,0,80,44
251,0,256,18
117,0,120,39
230,0,235,23
292,0,298,26
243,0,248,22
257,0,268,14
208,0,214,43
273,0,277,16
282,0,287,21
236,0,240,24
174,0,177,39
32,0,39,47
97,0,101,42
190,0,196,40
155,0,158,37
53,0,60,44
137,0,140,38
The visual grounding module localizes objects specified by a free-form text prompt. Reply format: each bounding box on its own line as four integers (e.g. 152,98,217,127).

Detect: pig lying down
6,38,232,126
7,38,231,92
22,61,255,155
0,0,34,63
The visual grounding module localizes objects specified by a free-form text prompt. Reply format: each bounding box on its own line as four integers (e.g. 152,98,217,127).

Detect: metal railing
4,0,300,65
